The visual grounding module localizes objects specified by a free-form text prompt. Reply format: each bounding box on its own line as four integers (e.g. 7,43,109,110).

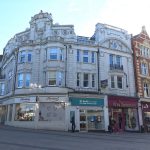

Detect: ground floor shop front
140,101,150,132
69,95,109,132
1,95,69,131
108,95,139,132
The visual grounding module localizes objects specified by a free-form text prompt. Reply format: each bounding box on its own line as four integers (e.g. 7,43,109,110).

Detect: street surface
0,125,150,150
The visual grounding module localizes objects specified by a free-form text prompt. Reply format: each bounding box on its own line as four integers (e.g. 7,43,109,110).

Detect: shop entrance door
79,109,87,131
113,112,125,132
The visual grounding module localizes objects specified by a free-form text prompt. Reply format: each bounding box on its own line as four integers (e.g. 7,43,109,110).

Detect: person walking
71,115,75,132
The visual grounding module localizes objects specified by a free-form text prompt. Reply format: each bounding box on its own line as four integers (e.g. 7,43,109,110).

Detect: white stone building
93,23,139,132
0,11,139,132
0,11,104,131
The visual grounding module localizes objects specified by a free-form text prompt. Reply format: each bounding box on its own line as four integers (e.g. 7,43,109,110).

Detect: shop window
125,108,138,130
15,103,35,121
39,102,65,121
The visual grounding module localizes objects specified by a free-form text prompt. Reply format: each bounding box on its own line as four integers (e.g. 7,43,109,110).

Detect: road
0,125,150,150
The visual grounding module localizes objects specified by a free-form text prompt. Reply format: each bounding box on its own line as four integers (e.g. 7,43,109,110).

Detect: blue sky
0,0,150,54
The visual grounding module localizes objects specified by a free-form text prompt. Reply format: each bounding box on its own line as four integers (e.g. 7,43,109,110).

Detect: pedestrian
71,116,75,132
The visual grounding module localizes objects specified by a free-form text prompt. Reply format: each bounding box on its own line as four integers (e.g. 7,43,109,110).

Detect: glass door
80,109,87,131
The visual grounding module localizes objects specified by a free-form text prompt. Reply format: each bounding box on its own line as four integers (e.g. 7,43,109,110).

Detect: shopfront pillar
104,96,109,131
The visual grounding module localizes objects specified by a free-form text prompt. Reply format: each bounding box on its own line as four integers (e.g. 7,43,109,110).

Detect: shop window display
15,103,35,121
39,102,65,121
79,109,104,131
125,108,138,130
143,112,150,132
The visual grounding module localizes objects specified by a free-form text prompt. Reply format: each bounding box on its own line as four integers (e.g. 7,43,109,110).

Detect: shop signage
15,97,36,103
69,97,104,106
141,102,150,111
101,79,108,88
108,96,138,108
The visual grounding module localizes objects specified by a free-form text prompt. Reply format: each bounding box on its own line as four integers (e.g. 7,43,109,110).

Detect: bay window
26,73,31,87
117,76,123,89
110,75,123,89
77,49,80,62
83,51,89,63
111,76,115,88
144,83,149,97
48,71,63,86
0,83,5,95
83,73,89,87
18,51,32,63
91,52,95,63
77,73,80,87
47,48,63,61
92,74,95,87
141,63,148,75
18,73,23,88
48,71,56,85
17,73,31,88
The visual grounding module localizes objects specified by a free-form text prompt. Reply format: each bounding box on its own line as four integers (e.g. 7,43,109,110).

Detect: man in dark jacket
71,116,75,132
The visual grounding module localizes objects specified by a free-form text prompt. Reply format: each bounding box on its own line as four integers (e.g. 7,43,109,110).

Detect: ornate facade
0,11,139,132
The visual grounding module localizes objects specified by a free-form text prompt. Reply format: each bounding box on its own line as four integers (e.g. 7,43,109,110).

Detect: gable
101,38,132,53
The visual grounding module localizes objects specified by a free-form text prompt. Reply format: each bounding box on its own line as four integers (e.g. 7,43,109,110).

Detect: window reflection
15,103,35,121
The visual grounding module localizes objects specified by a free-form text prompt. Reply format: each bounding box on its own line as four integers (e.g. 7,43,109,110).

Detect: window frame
83,73,89,87
83,51,89,63
117,76,123,89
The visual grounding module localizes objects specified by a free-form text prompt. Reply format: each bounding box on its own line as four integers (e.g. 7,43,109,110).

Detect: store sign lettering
111,101,137,108
70,98,104,106
79,100,97,105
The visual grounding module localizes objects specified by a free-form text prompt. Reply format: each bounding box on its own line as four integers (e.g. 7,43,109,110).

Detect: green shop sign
69,97,104,106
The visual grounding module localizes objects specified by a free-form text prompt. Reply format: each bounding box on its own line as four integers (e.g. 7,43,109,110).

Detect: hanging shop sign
141,102,150,112
69,97,104,106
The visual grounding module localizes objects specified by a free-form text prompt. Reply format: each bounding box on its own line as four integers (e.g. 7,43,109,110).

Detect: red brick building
132,26,150,132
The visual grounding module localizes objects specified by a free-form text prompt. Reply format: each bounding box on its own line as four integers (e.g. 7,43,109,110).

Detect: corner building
0,11,139,132
0,11,102,131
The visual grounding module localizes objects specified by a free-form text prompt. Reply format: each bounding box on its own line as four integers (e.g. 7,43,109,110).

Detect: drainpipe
64,45,67,87
97,47,100,93
13,48,19,96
